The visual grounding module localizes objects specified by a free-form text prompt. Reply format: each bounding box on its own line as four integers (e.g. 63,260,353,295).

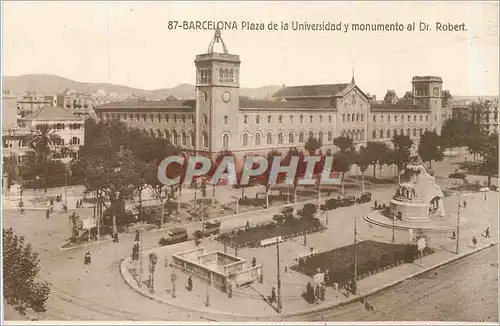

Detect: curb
280,242,498,319
119,242,497,320
59,238,113,251
363,214,474,233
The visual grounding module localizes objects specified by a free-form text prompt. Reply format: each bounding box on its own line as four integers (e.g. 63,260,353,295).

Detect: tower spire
351,60,355,84
208,29,228,54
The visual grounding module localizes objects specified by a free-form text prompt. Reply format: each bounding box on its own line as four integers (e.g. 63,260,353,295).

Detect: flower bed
290,240,435,287
217,217,324,248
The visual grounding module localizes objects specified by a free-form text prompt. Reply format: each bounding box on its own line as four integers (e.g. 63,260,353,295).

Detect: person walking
187,276,193,291
451,230,456,239
472,236,477,248
463,200,467,208
252,257,256,267
270,286,276,303
485,227,491,238
45,208,50,219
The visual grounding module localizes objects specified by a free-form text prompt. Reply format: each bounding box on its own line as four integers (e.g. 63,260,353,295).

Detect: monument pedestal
390,199,431,221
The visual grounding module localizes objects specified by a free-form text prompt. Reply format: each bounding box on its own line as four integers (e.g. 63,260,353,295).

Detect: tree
467,125,488,162
332,151,353,196
69,212,82,242
392,134,413,184
418,131,444,168
366,141,389,178
263,150,282,207
355,147,371,192
304,136,322,155
478,132,498,186
28,124,62,193
3,228,51,315
211,150,236,201
440,118,469,150
3,154,18,187
334,136,355,154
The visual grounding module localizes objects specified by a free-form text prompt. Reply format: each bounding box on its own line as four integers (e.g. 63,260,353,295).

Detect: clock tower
195,30,240,156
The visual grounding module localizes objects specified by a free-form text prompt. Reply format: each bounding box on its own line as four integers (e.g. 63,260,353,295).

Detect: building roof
19,105,83,121
95,100,195,111
272,83,352,98
371,99,430,112
239,98,337,110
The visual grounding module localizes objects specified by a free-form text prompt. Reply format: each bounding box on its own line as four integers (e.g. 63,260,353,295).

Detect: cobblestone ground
2,153,498,321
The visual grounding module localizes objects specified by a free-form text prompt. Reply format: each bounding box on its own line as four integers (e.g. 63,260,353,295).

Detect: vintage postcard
1,1,498,324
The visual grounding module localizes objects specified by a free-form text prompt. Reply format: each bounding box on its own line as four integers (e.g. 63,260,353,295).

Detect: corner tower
412,76,443,134
195,30,240,156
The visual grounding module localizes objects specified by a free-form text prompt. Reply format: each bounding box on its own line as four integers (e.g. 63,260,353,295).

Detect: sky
2,1,499,98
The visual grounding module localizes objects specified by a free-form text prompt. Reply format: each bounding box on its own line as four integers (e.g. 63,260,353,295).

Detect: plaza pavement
118,190,498,319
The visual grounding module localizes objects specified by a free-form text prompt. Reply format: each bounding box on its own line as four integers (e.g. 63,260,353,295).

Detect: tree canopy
418,130,444,167
3,228,51,315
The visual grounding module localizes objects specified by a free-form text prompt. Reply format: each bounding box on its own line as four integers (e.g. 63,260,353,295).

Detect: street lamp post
456,192,461,255
392,214,395,243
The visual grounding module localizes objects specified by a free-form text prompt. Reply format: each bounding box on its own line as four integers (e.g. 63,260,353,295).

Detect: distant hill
2,74,281,100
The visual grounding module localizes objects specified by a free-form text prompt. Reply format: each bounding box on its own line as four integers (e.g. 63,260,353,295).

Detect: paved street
297,244,498,322
2,154,498,321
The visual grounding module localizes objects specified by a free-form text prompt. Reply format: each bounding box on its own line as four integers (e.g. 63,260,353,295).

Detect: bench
260,236,283,247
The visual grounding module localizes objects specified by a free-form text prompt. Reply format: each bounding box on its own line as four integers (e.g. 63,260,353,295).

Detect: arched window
380,129,384,138
356,114,360,122
165,114,169,122
351,114,355,122
400,128,404,135
256,115,260,124
310,115,313,123
289,132,294,143
279,115,283,123
414,115,417,122
372,130,377,139
425,115,429,122
387,129,391,138
191,132,195,147
219,68,224,81
243,133,249,147
203,132,208,148
328,131,332,141
413,128,417,137
266,132,272,145
255,133,261,146
143,114,147,122
157,114,162,122
150,114,154,122
181,131,187,145
244,115,248,124
343,114,346,122
136,114,140,121
419,128,423,136
300,115,303,123
309,131,314,139
157,129,163,138
407,115,411,122
204,114,208,124
165,130,170,141
182,115,186,123
299,131,304,143
173,131,178,145
204,91,208,101
361,114,364,122
277,133,283,144
229,69,234,82
318,131,323,142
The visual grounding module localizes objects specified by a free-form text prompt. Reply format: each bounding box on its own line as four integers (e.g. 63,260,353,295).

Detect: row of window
373,114,429,123
372,128,429,139
101,113,196,124
341,113,365,123
241,114,334,125
51,123,83,130
3,137,81,148
200,68,235,84
239,130,336,147
340,129,366,141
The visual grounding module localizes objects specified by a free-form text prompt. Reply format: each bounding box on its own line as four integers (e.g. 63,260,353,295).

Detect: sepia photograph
1,1,499,324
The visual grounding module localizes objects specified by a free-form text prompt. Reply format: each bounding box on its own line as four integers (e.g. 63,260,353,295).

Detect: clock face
222,91,231,103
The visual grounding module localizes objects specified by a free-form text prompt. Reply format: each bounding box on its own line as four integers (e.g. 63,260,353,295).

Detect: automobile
159,227,188,246
489,184,499,192
193,220,221,238
356,192,372,204
448,172,467,180
321,196,356,210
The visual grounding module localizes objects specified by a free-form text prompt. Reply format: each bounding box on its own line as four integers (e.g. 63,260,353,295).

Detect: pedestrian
451,231,456,239
76,200,79,209
62,204,67,213
485,227,490,238
84,251,91,265
80,199,84,208
271,286,276,303
306,282,314,303
320,285,325,301
187,276,193,291
252,257,256,267
472,236,477,248
315,285,320,302
463,200,467,208
45,208,50,219
245,220,250,230
113,233,119,243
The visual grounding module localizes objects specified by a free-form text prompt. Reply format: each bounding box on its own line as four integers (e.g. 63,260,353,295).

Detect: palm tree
28,124,62,193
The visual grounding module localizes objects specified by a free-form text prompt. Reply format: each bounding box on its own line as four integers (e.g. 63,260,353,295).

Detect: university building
95,30,446,162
